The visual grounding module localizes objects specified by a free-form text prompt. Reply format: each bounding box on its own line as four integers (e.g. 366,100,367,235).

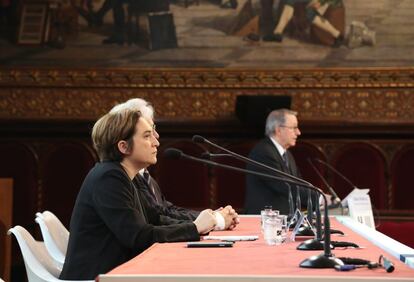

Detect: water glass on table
261,206,279,233
263,213,283,246
278,214,288,243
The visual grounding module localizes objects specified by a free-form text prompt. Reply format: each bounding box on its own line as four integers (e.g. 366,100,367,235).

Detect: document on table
203,235,259,241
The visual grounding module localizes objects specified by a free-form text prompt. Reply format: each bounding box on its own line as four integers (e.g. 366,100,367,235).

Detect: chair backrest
8,226,62,281
155,141,210,209
39,211,69,253
331,142,387,209
35,211,69,265
8,226,94,282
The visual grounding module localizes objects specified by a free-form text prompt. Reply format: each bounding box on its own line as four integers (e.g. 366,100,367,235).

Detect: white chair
35,211,69,266
8,226,91,282
8,226,64,282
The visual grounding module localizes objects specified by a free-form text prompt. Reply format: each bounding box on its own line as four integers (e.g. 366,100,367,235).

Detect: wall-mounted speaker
235,95,292,127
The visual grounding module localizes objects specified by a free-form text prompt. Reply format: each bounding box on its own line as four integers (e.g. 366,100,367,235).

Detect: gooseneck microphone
195,135,317,233
308,158,342,208
313,158,356,194
193,135,313,188
163,148,184,160
201,149,303,223
164,148,307,187
314,157,381,229
308,158,345,235
164,147,344,269
194,138,357,249
200,152,232,159
195,135,306,220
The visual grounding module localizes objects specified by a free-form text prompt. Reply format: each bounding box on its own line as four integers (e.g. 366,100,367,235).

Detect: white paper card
290,212,305,242
348,194,375,229
341,187,370,207
203,235,258,241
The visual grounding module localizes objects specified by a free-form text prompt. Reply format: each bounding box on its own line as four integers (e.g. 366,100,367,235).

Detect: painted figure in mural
263,0,344,47
220,0,238,9
73,0,171,45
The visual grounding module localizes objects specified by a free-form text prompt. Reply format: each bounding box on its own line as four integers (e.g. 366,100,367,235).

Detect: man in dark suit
244,109,310,214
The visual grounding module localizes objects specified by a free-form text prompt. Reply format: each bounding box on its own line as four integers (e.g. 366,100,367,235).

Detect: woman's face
125,117,160,169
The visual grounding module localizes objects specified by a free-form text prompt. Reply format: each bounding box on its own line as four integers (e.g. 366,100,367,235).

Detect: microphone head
192,135,205,143
163,148,183,160
332,196,341,204
200,152,211,160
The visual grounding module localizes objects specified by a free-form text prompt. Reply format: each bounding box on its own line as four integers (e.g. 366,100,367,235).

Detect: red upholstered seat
391,145,414,210
214,141,256,211
331,142,388,209
153,140,210,209
290,141,328,192
376,220,414,248
43,143,96,226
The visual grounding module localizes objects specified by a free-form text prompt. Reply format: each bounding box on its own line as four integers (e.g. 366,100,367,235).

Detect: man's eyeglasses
280,125,299,131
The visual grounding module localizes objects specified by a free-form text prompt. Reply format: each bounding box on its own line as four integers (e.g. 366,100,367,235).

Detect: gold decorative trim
1,68,414,122
1,68,413,88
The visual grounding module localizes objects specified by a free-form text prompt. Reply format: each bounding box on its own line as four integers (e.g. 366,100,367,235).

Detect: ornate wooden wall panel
0,68,413,123
0,87,413,122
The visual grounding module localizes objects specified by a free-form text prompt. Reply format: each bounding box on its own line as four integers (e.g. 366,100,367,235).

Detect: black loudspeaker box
235,95,292,127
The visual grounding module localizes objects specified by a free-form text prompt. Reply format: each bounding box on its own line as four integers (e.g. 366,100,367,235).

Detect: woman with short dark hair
60,108,216,280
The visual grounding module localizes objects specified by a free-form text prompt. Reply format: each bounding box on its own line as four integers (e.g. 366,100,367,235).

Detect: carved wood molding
1,68,414,88
0,68,413,122
1,88,413,123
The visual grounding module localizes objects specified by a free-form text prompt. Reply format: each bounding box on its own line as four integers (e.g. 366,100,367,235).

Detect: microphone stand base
288,218,298,229
296,226,315,237
300,253,343,268
330,229,345,235
297,239,323,250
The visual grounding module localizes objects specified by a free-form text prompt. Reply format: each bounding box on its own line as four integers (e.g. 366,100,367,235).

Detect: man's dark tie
143,170,150,184
282,152,290,172
143,171,158,203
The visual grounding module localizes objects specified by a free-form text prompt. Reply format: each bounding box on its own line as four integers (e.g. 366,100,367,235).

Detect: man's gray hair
265,109,297,136
110,98,154,119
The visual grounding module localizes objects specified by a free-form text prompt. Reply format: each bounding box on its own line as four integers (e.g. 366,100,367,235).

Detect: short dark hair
92,109,141,161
